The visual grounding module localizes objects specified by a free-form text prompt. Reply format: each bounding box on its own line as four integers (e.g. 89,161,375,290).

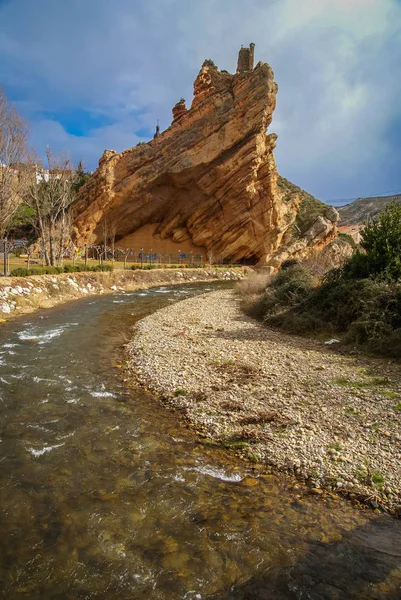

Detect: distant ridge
338,193,401,226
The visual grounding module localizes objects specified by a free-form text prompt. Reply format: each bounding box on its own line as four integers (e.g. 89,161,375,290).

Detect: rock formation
73,45,338,266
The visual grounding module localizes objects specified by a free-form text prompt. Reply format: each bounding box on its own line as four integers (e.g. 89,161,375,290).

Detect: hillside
339,193,401,226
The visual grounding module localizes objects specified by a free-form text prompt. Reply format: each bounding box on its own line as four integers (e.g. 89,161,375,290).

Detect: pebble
128,289,401,513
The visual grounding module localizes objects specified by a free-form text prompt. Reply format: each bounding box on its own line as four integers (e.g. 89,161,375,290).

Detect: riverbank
128,289,401,515
0,268,244,322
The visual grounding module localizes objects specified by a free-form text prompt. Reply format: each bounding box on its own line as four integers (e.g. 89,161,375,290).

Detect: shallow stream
1,282,401,599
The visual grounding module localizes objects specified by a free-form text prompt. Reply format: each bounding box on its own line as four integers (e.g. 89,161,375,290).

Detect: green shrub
63,264,78,273
342,202,401,281
263,265,313,314
10,263,114,277
268,276,401,357
10,267,35,277
90,264,113,272
338,232,357,249
239,258,401,357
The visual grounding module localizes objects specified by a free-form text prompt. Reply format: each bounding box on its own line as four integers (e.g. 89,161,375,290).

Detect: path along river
1,282,401,599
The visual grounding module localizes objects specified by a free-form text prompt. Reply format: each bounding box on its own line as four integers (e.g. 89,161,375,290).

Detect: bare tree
117,246,131,269
24,148,77,266
0,87,29,237
207,245,214,266
25,244,34,268
109,223,116,262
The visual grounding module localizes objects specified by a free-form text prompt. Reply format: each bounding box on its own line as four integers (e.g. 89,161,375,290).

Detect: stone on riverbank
128,290,401,514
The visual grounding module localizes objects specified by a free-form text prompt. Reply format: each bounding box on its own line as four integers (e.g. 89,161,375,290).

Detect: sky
0,0,400,204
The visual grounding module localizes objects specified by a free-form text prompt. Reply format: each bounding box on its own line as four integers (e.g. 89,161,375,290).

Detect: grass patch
394,402,401,411
344,407,361,416
174,389,187,397
333,377,391,390
221,438,250,449
357,463,385,489
382,391,398,399
247,453,260,463
371,471,385,487
199,439,220,447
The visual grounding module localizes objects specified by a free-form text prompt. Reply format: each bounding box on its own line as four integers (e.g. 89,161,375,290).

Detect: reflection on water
0,282,400,599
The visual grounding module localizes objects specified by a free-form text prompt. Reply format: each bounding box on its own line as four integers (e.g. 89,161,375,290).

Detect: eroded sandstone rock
73,46,338,266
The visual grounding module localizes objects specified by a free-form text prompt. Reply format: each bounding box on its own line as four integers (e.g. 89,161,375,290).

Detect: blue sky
1,0,400,203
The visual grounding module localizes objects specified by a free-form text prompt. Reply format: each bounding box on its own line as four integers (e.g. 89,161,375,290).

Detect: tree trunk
57,210,66,266
38,216,50,266
49,219,55,266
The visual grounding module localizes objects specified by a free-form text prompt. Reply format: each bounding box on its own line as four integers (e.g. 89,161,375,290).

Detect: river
0,282,400,599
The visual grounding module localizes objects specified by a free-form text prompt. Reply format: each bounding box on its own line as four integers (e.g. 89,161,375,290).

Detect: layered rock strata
73,47,338,266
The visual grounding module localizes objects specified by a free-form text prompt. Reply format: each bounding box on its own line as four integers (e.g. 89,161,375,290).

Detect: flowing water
0,282,401,599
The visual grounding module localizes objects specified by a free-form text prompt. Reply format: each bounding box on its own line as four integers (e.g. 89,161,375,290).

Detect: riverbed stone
128,289,401,513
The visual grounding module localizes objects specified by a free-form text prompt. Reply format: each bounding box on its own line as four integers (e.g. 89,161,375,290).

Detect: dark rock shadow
208,515,401,599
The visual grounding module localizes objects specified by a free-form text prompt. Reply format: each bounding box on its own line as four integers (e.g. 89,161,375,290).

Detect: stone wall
0,268,245,321
236,43,255,73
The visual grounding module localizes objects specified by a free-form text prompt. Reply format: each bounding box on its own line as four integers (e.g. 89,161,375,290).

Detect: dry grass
239,411,278,425
212,360,262,382
221,400,245,412
239,426,266,442
235,271,272,297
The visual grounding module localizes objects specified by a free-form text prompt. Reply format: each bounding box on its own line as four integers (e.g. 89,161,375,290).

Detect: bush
266,265,313,310
63,264,78,273
90,264,113,272
338,232,357,249
9,263,114,277
10,267,40,277
237,258,401,357
340,250,370,280
244,265,313,322
263,274,401,357
342,202,401,281
280,259,299,270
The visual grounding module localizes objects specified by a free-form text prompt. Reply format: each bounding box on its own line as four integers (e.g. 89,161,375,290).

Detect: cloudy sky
1,0,400,203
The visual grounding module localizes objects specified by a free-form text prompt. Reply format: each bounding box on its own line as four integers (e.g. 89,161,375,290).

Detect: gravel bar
128,289,401,515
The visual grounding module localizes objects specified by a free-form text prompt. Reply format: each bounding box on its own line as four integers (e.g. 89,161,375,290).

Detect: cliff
73,46,338,266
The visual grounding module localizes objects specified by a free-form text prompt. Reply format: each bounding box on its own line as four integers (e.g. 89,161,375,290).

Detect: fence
1,239,247,276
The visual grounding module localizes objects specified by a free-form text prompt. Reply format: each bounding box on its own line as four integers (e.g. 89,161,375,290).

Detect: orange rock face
73,50,337,265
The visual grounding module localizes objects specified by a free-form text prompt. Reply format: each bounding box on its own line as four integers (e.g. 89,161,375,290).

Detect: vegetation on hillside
277,176,327,237
339,193,401,226
237,202,401,358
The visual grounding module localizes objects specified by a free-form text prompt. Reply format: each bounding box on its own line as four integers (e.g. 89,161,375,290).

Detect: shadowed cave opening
92,168,260,265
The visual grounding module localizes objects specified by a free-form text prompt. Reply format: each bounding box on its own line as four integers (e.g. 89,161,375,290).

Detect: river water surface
1,282,401,599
